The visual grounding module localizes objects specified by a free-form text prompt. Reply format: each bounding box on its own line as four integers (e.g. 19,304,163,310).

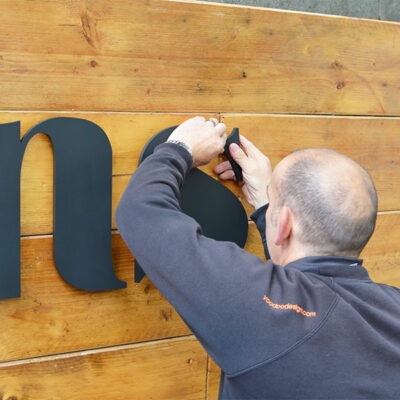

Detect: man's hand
168,116,227,167
214,135,272,210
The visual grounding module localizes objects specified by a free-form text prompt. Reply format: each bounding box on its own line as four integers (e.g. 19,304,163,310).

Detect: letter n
0,117,126,299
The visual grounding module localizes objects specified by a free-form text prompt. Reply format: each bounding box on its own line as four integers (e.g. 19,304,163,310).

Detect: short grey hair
276,149,378,257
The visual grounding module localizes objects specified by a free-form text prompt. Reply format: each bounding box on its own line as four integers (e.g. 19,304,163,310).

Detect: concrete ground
201,0,400,22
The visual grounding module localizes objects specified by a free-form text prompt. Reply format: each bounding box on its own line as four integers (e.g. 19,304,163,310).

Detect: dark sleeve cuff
250,203,270,260
154,141,193,173
250,203,269,225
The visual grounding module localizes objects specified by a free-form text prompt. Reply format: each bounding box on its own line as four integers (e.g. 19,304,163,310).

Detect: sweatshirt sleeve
115,142,337,377
250,203,271,260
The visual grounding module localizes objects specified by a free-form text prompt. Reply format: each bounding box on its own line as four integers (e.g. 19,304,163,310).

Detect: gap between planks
0,334,196,369
1,110,400,119
205,355,210,400
20,222,257,239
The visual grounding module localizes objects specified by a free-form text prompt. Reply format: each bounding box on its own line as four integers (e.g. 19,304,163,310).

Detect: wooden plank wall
0,1,398,398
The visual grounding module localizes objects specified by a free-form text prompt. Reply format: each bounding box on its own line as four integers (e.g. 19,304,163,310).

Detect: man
115,116,400,399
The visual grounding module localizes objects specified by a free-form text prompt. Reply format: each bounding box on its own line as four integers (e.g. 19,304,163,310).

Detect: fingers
239,134,262,157
202,117,226,140
214,160,231,174
216,133,227,155
221,133,227,147
219,170,236,181
214,156,237,181
229,143,248,168
214,122,227,137
206,118,219,127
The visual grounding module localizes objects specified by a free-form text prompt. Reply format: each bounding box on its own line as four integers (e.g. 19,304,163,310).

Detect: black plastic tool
224,127,243,181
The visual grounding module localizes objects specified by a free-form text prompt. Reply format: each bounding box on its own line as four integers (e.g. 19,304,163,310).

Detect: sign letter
0,117,126,299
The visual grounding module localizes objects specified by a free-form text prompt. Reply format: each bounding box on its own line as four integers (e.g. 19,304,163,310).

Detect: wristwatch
167,140,193,157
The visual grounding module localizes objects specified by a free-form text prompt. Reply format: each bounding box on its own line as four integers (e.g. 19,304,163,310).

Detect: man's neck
278,245,316,267
279,248,360,267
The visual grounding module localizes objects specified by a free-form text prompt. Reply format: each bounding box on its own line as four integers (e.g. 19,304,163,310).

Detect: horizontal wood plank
0,0,399,114
0,112,394,235
247,213,400,287
0,232,190,362
17,112,205,235
221,114,400,212
361,212,400,286
207,356,221,400
0,212,398,362
250,213,400,286
2,0,398,397
0,223,261,362
0,337,206,400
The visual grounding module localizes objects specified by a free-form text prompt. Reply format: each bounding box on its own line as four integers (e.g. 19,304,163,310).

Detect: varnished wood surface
0,223,262,362
0,1,399,396
207,356,221,400
0,336,207,400
0,213,398,363
221,114,400,212
0,112,395,235
0,232,190,363
361,212,400,286
0,0,399,114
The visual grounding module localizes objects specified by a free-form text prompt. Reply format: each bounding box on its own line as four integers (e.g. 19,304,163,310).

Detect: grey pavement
201,0,400,22
380,0,400,21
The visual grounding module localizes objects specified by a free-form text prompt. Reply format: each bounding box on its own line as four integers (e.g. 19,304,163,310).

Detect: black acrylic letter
0,117,126,299
134,126,249,282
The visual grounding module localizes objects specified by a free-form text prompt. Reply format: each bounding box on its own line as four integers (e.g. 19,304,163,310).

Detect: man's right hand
214,135,272,210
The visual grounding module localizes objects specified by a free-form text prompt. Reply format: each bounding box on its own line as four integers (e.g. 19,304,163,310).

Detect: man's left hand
168,116,227,167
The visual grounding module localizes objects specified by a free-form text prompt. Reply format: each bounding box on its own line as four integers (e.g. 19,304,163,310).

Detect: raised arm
214,134,272,259
116,117,335,377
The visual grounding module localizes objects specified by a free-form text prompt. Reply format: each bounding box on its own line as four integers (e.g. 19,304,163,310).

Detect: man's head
265,148,378,266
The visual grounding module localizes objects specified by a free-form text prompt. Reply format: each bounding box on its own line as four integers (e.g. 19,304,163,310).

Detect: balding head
271,149,378,257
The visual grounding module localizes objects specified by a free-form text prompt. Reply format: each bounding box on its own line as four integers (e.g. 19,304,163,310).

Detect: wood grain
0,112,394,235
1,0,399,397
0,0,399,114
361,212,400,286
0,223,261,362
0,213,397,363
0,336,207,400
248,212,400,288
221,114,400,212
207,356,221,400
16,112,204,235
0,232,190,363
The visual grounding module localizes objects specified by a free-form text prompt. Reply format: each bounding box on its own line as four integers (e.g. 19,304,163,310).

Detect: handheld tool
224,127,243,181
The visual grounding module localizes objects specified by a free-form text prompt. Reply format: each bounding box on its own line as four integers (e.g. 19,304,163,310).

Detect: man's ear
274,206,293,246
